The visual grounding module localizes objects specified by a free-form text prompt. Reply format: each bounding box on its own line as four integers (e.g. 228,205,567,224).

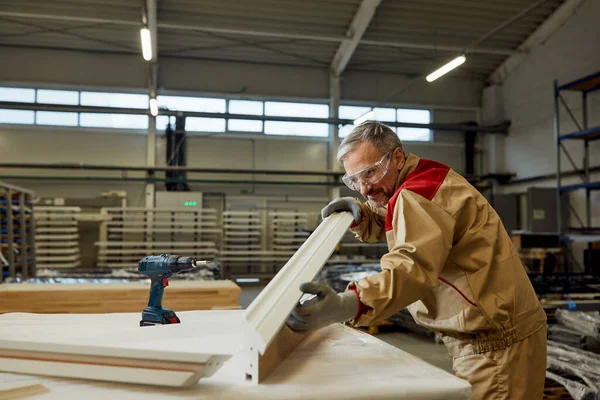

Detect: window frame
0,86,434,141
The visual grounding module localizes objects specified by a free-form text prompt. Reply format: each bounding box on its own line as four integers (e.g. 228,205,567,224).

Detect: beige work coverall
348,153,547,399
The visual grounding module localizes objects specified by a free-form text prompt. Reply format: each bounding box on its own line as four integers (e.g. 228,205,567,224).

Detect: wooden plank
0,281,241,314
0,382,49,399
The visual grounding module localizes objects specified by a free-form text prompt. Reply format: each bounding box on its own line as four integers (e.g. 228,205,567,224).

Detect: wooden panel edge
257,324,308,383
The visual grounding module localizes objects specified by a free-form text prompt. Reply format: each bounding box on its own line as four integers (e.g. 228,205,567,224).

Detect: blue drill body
138,254,196,327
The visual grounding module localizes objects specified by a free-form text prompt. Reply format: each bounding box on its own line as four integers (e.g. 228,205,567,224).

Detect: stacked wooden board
0,280,241,314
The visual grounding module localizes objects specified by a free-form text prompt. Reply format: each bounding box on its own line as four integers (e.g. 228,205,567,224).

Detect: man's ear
393,147,405,168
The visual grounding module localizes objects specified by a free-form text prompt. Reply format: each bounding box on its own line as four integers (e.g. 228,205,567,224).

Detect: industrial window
264,121,328,137
0,86,433,141
80,92,148,109
265,101,329,118
36,111,78,126
157,96,226,113
80,113,149,129
229,100,263,115
186,117,226,132
397,109,431,141
228,119,263,132
156,115,173,131
0,109,35,124
339,105,372,120
372,107,397,122
37,89,79,105
338,105,372,138
338,125,355,137
338,105,431,141
0,87,35,103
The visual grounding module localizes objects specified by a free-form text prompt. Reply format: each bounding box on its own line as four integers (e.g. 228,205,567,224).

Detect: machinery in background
165,115,190,192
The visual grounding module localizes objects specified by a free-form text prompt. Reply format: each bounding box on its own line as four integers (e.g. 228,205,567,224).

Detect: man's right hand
321,197,362,224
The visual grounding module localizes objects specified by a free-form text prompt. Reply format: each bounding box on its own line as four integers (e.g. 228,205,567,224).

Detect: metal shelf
558,126,600,141
554,72,600,240
1,182,36,281
560,181,600,192
561,235,600,243
557,71,600,93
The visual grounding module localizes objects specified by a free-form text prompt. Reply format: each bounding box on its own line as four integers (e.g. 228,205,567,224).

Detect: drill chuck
171,256,197,274
138,254,197,275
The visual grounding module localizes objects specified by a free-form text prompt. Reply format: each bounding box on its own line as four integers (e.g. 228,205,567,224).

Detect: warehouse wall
0,109,472,206
494,0,600,233
1,47,483,108
0,43,480,207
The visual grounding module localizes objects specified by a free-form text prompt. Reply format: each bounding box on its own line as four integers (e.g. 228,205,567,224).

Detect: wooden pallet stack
96,207,221,268
331,231,388,264
221,211,274,277
269,211,309,257
34,206,81,269
0,280,241,314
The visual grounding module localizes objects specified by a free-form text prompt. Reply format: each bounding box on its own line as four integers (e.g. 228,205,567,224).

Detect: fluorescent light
426,55,466,82
140,27,152,61
353,109,375,126
149,98,158,116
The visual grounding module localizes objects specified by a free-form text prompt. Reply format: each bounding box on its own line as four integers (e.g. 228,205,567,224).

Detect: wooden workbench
0,311,470,399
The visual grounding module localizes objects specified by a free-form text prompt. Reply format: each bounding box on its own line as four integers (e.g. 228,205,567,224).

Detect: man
287,122,547,399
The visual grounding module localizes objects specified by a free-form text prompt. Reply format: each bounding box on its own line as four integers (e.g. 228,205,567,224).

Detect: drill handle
147,276,167,309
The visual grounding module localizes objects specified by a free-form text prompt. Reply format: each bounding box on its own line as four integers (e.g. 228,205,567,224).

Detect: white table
0,312,470,399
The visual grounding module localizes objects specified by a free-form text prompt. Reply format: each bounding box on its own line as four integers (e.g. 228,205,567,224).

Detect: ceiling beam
489,0,586,83
330,0,381,77
0,11,522,56
466,0,551,51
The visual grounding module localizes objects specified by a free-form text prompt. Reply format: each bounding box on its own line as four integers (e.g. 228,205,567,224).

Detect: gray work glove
321,197,362,224
286,282,359,332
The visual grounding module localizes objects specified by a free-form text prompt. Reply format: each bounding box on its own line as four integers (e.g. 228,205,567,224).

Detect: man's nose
357,180,371,196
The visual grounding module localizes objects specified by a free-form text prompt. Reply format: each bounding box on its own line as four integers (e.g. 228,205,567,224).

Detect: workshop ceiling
0,0,565,79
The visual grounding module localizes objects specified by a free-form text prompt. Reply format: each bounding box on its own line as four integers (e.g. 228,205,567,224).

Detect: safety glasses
342,151,393,191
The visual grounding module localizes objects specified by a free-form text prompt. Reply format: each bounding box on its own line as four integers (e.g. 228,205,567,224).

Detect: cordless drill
138,254,198,327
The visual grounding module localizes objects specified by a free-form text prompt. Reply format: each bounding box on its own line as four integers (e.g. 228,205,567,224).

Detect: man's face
342,142,404,207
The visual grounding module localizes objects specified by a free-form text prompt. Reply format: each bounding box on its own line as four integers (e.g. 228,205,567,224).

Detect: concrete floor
239,284,453,373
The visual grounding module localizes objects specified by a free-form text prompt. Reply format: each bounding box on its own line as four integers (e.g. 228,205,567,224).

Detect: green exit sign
184,201,197,207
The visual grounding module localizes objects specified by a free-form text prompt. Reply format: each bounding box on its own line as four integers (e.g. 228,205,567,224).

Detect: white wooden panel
244,212,353,354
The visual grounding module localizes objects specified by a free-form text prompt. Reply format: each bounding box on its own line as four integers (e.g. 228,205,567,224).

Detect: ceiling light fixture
426,55,466,82
140,27,152,61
